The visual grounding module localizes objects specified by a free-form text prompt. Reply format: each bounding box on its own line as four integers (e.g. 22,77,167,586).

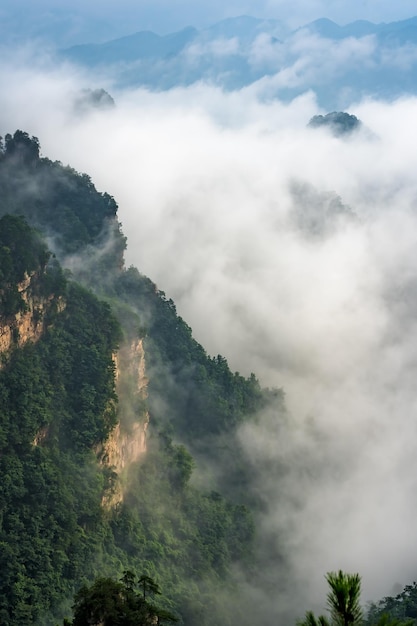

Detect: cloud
186,37,241,59
380,43,417,71
244,31,377,100
3,47,417,621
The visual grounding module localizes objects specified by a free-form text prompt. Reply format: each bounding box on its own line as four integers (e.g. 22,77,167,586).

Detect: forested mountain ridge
0,130,280,625
2,130,417,626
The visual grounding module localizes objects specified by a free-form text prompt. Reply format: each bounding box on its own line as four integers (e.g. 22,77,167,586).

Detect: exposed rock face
0,272,149,509
33,425,49,447
102,420,148,473
0,272,62,358
0,272,62,448
101,337,150,508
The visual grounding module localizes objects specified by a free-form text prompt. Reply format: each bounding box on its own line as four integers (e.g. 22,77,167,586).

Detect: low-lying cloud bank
2,52,417,618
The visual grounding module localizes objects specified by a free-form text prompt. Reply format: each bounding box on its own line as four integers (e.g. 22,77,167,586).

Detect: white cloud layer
2,53,417,618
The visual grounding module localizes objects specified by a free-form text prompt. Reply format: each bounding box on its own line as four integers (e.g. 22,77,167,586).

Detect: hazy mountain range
58,14,417,107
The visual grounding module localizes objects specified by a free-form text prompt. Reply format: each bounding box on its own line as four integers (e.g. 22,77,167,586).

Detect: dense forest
0,130,416,626
0,130,283,625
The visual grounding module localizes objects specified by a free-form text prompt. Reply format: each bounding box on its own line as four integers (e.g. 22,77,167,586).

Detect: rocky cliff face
102,419,148,473
0,272,61,358
0,271,149,508
101,337,150,507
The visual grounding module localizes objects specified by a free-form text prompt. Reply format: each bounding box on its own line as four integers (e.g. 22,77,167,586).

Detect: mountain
3,129,417,625
308,111,362,135
59,16,285,92
63,26,198,66
59,14,417,107
299,17,380,39
196,14,286,41
301,15,417,43
0,130,284,625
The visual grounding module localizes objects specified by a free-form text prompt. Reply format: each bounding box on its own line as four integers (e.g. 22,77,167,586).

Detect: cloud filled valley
3,49,417,619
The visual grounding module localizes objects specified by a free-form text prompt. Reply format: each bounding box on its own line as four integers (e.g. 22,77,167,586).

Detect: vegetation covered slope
0,215,121,623
0,131,279,625
1,130,416,626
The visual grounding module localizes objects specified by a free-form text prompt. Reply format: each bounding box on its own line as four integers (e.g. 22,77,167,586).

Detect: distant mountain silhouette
59,14,417,107
64,26,198,65
301,15,417,43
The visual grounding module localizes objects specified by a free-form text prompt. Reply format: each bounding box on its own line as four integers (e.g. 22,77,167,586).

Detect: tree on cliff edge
67,572,177,626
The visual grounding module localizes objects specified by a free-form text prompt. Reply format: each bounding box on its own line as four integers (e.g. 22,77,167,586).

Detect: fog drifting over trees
2,19,417,615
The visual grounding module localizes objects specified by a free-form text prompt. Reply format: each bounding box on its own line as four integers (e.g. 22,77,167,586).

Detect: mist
2,45,417,619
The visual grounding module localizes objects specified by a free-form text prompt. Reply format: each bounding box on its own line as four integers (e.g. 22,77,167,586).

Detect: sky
1,0,417,44
3,2,417,623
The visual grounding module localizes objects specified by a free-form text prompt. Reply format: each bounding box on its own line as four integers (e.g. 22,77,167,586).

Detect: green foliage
326,571,363,626
138,574,161,600
112,266,280,441
0,230,121,623
299,571,362,626
298,611,331,626
0,130,126,265
68,572,177,625
0,131,280,626
366,583,417,625
369,615,415,626
3,127,417,626
46,282,121,450
108,429,255,625
298,572,417,626
4,130,40,165
0,214,50,316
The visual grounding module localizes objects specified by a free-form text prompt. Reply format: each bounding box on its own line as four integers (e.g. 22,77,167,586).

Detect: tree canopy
68,572,177,626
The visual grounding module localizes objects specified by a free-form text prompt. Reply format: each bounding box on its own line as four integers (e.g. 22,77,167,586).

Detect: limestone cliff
0,272,62,358
0,269,149,508
101,337,150,507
